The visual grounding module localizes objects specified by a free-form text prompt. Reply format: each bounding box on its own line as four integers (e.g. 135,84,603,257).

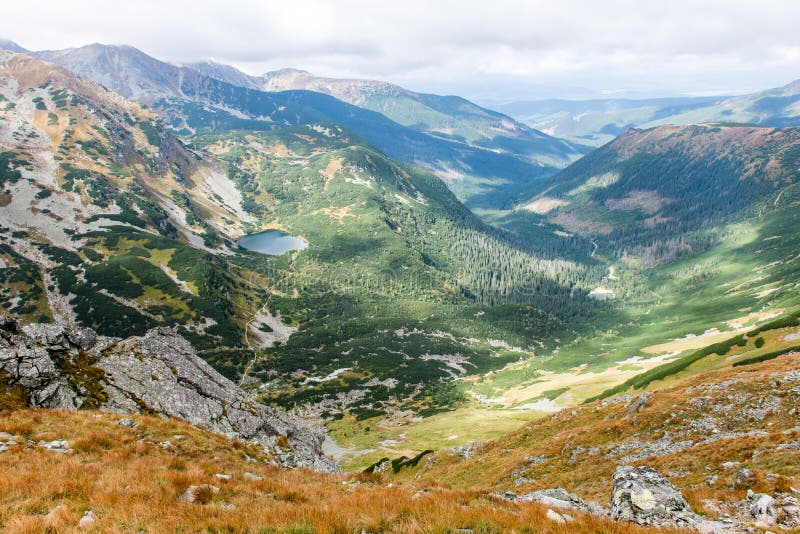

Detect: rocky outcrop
0,316,337,472
611,466,699,528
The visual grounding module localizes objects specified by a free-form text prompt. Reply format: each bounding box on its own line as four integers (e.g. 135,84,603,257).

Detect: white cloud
1,0,799,100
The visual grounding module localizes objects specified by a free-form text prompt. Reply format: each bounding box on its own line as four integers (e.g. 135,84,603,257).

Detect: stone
778,495,800,528
117,418,137,428
736,468,755,488
627,392,652,416
450,441,481,460
546,509,566,524
78,510,96,528
243,472,263,481
749,493,777,525
611,466,698,528
179,484,219,504
38,440,71,453
518,487,606,516
214,473,232,481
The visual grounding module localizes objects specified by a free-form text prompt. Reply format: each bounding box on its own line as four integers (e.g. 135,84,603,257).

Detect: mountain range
4,41,584,208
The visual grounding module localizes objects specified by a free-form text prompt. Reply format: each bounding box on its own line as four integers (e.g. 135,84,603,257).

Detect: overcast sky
1,0,799,102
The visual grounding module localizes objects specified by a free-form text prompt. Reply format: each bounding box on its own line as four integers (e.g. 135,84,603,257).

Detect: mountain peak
263,67,313,77
0,38,27,53
783,78,800,94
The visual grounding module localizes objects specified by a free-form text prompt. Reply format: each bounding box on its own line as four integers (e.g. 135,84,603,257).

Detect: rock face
611,466,697,527
0,317,337,472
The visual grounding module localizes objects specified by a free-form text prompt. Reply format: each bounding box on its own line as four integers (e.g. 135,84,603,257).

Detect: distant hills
496,79,800,146
0,40,584,208
494,96,725,146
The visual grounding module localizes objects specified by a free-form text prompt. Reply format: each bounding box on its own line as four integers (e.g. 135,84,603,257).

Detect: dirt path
239,274,272,386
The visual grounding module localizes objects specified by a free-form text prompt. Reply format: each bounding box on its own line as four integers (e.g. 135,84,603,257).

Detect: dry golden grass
3,345,799,531
0,409,669,533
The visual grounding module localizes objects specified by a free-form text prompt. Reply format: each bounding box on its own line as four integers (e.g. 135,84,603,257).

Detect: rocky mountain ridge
0,41,584,207
0,315,337,472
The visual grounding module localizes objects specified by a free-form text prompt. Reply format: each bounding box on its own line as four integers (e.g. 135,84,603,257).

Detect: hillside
2,317,798,532
519,124,800,248
0,407,666,533
24,43,584,208
401,340,800,531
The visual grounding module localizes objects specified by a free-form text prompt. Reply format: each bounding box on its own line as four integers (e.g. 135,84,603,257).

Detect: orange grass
0,409,667,533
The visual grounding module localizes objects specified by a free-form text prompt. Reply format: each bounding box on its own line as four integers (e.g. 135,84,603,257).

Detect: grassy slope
400,350,800,520
0,407,667,534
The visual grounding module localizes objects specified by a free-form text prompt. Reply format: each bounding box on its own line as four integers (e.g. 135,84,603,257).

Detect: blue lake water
237,230,308,255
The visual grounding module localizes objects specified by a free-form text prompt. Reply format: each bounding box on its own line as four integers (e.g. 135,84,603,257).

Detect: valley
0,30,799,532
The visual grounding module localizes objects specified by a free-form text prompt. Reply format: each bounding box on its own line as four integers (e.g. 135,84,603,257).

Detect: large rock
748,492,777,526
611,466,698,528
0,317,337,472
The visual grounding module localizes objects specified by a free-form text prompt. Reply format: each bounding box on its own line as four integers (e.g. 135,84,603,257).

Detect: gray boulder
778,494,800,528
748,492,777,526
611,465,698,528
517,488,607,517
0,317,337,472
179,484,219,504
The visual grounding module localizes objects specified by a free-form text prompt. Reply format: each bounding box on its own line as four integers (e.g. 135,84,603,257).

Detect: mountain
254,68,582,166
188,64,582,167
0,39,27,54
30,44,585,208
498,78,800,146
643,78,800,128
493,96,724,146
0,49,263,341
0,50,600,424
520,124,800,248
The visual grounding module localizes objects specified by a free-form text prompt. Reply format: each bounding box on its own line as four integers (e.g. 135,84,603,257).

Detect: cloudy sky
1,0,799,102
